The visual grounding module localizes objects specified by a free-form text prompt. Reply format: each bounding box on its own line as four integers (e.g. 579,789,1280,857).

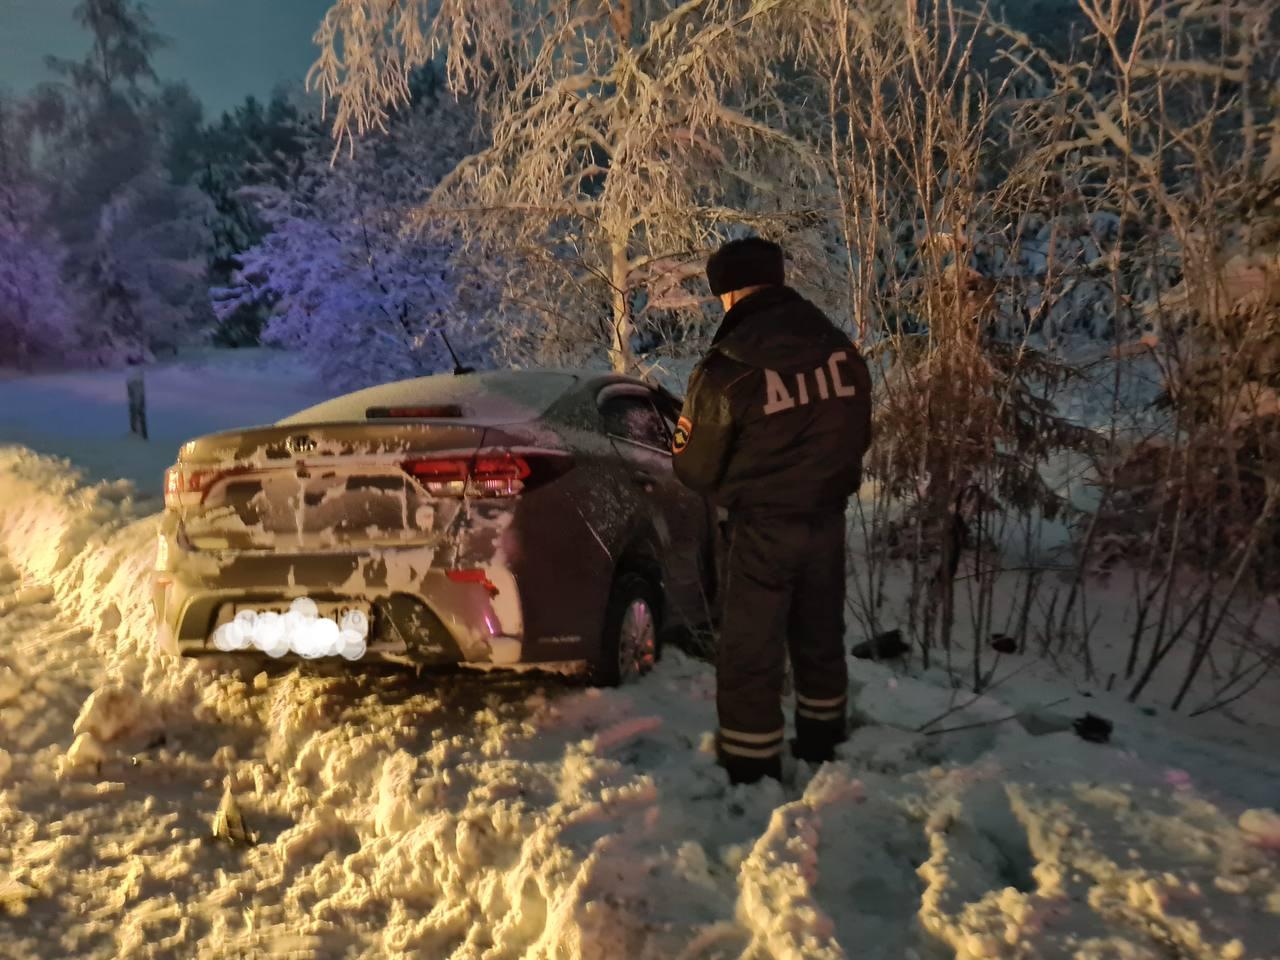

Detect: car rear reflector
164,465,217,508
163,464,252,508
445,569,500,595
366,404,466,419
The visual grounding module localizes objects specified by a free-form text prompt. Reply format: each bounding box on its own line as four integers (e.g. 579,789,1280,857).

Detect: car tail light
163,464,247,508
164,465,217,508
401,452,568,498
366,404,465,419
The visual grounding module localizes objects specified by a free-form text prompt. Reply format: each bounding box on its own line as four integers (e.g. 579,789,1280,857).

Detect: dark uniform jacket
673,286,872,514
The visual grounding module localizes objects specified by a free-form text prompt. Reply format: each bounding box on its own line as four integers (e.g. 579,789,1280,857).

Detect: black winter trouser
716,510,850,784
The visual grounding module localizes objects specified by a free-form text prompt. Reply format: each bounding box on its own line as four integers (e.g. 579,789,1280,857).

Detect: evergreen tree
213,86,480,387
32,0,212,360
0,96,79,367
193,90,317,346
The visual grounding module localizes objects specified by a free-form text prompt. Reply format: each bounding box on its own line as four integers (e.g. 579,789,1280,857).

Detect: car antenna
439,329,474,376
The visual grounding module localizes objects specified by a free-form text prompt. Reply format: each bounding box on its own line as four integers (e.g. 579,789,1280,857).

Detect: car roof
279,370,583,426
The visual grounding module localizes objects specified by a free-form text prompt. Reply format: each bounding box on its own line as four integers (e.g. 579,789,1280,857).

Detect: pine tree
195,90,319,347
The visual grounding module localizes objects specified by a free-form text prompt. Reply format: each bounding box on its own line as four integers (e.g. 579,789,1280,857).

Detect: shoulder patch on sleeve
672,416,692,454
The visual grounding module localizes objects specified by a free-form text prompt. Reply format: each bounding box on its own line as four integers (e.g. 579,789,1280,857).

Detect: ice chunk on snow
1239,809,1280,849
63,732,105,771
0,667,19,707
211,780,255,846
73,683,141,743
374,751,418,837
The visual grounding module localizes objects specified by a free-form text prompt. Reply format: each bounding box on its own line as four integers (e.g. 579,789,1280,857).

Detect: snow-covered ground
2,353,1279,959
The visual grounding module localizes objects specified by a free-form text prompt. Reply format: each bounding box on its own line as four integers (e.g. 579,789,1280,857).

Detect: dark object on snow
1072,713,1113,744
851,629,910,661
991,633,1018,655
126,371,148,441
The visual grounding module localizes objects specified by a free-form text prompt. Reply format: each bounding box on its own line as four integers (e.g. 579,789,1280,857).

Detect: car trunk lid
168,422,531,551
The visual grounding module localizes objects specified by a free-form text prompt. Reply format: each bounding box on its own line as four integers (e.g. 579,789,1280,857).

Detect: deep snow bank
2,447,1280,960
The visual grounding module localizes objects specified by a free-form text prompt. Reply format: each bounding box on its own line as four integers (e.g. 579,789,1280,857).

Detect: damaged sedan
153,370,719,685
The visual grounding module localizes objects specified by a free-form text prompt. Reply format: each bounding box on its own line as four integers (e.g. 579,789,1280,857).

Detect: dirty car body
153,370,717,673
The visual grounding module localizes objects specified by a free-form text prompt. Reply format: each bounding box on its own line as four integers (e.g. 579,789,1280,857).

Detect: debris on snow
211,779,256,846
850,628,910,661
1072,712,1114,744
991,633,1019,655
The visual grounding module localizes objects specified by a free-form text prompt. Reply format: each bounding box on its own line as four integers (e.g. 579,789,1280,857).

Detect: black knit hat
706,237,786,296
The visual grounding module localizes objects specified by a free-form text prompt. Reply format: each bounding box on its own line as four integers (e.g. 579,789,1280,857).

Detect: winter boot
791,713,847,765
718,744,783,785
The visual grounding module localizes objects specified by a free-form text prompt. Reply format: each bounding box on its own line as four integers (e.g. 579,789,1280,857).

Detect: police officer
672,237,872,784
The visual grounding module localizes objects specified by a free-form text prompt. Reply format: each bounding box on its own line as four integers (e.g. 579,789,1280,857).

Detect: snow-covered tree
31,0,213,360
214,89,483,389
0,97,79,367
195,90,321,346
310,0,829,372
75,168,214,360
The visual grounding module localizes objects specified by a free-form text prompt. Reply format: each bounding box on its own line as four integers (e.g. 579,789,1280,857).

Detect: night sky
0,0,335,119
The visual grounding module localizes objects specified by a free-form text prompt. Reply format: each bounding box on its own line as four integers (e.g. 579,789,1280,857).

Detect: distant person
672,237,873,784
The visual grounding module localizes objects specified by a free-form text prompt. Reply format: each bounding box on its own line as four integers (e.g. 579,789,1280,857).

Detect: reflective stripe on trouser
796,691,847,722
718,726,785,759
716,511,849,768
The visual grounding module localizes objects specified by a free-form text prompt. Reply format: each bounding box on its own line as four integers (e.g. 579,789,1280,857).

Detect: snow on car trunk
168,422,526,550
3,445,1280,960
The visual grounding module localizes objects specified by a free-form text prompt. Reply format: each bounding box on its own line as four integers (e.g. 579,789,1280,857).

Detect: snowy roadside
0,348,333,496
2,446,1279,959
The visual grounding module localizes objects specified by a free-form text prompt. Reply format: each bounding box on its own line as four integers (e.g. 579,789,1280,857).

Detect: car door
651,390,721,619
597,386,709,627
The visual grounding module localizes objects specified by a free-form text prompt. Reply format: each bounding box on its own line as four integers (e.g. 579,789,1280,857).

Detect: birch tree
309,0,827,372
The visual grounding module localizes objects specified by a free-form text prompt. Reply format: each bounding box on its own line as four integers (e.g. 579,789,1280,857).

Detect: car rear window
279,371,579,426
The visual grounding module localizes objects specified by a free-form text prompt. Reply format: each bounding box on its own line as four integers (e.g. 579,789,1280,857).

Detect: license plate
232,601,371,621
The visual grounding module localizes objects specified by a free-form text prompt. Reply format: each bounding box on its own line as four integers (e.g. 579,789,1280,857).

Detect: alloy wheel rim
617,598,656,681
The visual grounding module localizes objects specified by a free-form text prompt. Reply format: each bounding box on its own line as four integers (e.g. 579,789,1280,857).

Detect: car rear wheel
591,572,659,687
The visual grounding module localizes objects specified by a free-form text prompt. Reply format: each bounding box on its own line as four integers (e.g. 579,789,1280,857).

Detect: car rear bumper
153,547,526,667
